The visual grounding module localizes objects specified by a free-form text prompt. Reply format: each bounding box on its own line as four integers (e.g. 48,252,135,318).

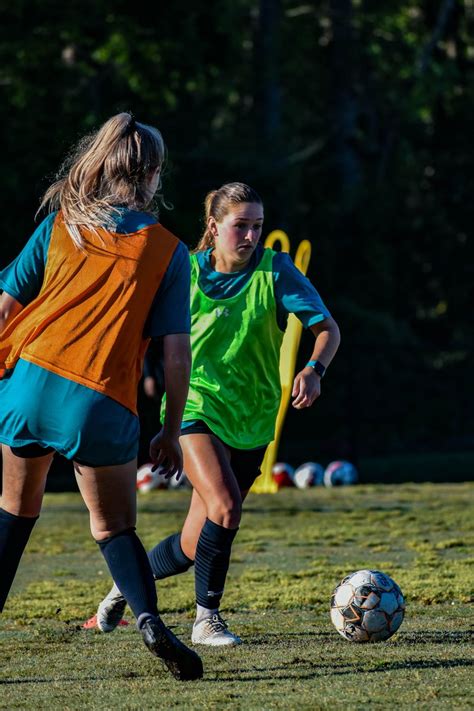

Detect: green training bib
170,249,284,449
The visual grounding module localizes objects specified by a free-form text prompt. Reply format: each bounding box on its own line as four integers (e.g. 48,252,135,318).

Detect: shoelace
207,613,228,633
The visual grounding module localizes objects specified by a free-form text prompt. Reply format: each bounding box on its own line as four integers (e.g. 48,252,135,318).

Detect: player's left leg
188,443,266,646
74,458,158,622
75,459,203,680
0,444,54,612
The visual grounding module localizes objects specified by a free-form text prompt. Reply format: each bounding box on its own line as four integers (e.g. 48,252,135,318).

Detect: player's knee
90,515,136,541
208,500,242,529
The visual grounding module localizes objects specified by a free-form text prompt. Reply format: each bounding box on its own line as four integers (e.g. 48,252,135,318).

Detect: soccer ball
324,460,358,486
272,462,295,488
293,462,324,488
136,463,168,493
330,569,405,642
168,472,191,489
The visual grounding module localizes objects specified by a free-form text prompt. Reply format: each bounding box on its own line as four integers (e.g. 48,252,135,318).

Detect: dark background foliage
1,0,472,482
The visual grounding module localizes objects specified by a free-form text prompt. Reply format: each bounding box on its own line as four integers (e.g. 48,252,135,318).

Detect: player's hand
149,428,183,480
291,367,321,409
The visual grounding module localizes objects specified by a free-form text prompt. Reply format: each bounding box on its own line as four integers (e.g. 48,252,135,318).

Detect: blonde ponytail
38,113,166,248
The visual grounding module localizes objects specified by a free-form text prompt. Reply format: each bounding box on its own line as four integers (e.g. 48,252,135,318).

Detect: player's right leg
179,434,242,646
0,445,53,612
75,459,202,681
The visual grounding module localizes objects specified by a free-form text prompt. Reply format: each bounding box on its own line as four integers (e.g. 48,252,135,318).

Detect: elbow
165,348,192,372
330,319,341,348
316,316,341,347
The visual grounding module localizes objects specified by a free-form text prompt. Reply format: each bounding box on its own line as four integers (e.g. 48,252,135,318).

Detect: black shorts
9,443,95,467
180,420,267,491
10,443,55,458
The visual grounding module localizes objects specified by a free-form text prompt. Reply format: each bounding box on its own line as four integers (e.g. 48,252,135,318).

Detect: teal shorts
0,359,139,466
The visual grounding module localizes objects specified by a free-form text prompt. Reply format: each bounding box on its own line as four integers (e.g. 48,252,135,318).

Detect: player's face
211,202,264,263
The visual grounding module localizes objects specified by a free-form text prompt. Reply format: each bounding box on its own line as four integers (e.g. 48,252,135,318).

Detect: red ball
272,462,295,489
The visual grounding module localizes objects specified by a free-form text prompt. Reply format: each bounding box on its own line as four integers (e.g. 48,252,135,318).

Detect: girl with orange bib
0,113,202,681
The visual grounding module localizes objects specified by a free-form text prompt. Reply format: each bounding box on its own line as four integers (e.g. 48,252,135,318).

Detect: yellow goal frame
251,231,312,493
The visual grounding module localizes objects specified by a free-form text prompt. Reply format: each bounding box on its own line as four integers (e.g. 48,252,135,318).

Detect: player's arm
161,333,192,437
147,242,191,477
0,213,56,329
0,292,23,333
272,251,341,409
292,317,341,409
149,333,191,478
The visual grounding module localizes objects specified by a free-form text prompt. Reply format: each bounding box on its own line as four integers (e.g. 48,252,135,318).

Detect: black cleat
139,615,204,681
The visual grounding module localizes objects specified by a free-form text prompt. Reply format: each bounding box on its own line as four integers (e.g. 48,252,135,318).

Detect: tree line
1,1,472,474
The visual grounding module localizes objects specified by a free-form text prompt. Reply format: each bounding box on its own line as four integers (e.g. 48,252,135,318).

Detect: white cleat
191,613,242,646
96,583,127,632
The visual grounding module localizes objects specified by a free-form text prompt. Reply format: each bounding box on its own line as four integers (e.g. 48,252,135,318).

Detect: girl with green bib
96,182,341,646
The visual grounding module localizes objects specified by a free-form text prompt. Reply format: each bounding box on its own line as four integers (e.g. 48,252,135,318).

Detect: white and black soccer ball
168,472,191,489
330,569,405,642
136,463,168,493
293,462,324,488
324,460,359,486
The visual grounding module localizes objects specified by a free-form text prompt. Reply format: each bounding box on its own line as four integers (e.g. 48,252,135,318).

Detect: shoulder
162,240,190,283
40,211,59,227
271,249,297,274
171,240,190,264
36,211,59,237
112,209,157,233
24,211,59,253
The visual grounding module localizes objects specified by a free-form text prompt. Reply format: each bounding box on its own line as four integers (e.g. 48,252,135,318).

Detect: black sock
194,519,238,609
148,532,194,580
97,528,158,624
0,507,38,612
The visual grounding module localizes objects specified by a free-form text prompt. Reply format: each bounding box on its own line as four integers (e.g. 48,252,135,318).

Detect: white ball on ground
324,460,359,487
293,462,325,488
330,569,405,642
136,463,169,493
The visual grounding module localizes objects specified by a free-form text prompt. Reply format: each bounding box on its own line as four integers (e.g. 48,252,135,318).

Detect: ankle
137,612,158,630
195,604,218,624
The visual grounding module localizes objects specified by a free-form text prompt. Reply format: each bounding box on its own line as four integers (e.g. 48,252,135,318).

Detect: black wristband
305,359,326,378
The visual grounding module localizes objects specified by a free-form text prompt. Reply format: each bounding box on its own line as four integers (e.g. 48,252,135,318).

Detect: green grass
1,483,473,709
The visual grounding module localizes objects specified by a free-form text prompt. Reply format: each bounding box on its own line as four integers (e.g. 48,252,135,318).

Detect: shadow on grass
398,630,474,645
246,630,474,646
1,657,472,686
203,657,474,683
246,631,333,645
243,505,413,516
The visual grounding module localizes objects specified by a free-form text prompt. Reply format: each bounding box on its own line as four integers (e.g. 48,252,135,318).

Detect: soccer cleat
139,615,204,681
191,613,242,646
96,584,127,633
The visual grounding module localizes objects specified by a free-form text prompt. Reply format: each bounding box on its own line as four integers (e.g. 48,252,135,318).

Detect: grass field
1,482,473,709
